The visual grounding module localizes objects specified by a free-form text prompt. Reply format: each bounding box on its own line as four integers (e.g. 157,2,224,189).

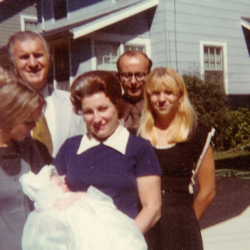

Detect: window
204,47,223,71
204,46,223,84
200,41,228,93
124,45,145,53
20,15,38,32
24,20,38,32
95,41,119,71
93,34,150,71
53,0,67,20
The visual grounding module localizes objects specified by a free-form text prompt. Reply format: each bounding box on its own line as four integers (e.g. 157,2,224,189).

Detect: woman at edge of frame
0,67,45,250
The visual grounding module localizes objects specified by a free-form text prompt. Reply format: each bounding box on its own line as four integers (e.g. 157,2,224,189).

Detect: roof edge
72,0,158,39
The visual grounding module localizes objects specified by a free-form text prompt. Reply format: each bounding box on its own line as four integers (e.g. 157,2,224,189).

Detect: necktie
129,104,141,128
32,114,53,156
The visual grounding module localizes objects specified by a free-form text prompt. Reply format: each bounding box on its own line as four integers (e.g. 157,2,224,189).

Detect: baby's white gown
20,166,147,250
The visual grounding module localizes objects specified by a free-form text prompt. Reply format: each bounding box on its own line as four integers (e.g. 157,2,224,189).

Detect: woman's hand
54,192,86,210
135,175,162,234
193,145,216,221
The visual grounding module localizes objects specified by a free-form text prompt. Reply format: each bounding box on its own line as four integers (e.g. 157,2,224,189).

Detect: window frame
200,41,228,94
20,15,38,32
95,41,120,72
91,33,150,72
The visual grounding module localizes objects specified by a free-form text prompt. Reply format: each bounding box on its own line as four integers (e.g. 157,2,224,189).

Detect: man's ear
116,71,120,80
145,71,150,81
9,60,18,75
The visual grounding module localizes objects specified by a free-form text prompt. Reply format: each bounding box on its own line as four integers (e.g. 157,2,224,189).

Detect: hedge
183,74,250,152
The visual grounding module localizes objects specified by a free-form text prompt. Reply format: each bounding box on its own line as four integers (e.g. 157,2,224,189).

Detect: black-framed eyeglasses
119,72,147,82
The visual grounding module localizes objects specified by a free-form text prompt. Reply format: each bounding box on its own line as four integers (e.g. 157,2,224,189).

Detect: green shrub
221,107,250,149
183,74,250,152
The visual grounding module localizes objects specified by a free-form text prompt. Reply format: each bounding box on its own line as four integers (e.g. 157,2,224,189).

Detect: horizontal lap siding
150,0,250,94
0,5,37,47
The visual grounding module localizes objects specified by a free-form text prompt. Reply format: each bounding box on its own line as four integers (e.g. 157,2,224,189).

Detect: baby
20,165,147,250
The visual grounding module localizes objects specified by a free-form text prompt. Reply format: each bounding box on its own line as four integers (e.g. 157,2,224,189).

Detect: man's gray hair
7,31,50,66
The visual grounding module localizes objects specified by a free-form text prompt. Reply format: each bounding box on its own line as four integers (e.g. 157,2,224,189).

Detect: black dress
145,126,215,250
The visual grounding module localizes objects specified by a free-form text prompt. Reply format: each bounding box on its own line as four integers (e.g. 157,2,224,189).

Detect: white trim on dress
189,128,215,194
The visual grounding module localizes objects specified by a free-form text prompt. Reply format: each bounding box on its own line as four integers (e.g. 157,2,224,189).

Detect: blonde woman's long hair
0,67,45,130
138,67,197,146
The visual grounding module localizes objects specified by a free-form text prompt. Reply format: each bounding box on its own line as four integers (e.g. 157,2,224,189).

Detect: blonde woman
0,67,45,250
139,67,215,250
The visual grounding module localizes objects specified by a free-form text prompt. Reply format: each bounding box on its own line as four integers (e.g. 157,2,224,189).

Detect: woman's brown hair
71,71,124,119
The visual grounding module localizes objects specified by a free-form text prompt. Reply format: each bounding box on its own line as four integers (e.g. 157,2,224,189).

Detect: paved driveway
199,176,250,249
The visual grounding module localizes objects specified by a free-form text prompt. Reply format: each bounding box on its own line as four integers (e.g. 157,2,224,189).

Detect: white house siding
38,0,154,89
0,4,37,68
0,5,37,47
39,0,146,33
71,13,151,78
150,0,250,94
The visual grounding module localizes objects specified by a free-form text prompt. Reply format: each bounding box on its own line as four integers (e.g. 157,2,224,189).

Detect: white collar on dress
77,124,129,155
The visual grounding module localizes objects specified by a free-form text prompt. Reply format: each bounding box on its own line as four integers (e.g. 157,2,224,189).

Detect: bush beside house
183,75,250,153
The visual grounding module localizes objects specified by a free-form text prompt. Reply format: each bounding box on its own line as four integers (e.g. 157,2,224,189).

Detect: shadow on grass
215,154,250,171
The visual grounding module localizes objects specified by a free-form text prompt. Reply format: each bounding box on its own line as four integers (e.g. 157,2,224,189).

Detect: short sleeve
132,137,162,177
191,126,215,172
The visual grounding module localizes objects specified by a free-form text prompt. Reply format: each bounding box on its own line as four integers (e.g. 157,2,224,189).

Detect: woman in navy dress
54,71,162,234
138,67,216,250
0,67,45,250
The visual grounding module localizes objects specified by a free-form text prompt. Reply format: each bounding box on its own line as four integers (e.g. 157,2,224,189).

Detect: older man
116,50,152,129
7,31,85,163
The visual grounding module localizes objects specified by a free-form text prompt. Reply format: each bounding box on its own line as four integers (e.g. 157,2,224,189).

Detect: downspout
174,0,178,71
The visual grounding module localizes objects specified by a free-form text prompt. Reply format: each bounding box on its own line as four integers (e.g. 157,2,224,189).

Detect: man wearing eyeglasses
116,51,153,129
